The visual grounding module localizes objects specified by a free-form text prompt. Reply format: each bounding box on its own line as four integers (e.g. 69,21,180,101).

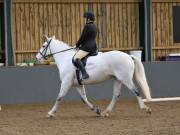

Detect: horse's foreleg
47,81,72,118
101,80,122,117
76,86,101,116
0,105,1,111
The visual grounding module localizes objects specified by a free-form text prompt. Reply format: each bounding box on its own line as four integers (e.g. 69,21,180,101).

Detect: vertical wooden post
4,0,14,66
139,0,152,61
144,0,152,61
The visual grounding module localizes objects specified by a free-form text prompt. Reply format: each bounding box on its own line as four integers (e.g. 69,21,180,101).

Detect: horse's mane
55,39,71,49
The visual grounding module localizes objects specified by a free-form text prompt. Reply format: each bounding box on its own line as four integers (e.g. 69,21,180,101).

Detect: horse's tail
131,55,152,101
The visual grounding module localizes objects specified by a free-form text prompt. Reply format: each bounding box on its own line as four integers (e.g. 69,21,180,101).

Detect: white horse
36,36,152,117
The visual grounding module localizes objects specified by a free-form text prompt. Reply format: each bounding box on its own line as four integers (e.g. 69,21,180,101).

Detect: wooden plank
80,3,86,33
111,4,115,48
152,0,180,2
153,45,180,49
75,4,80,43
114,3,119,48
127,3,132,48
39,4,44,47
106,3,111,48
43,3,49,36
15,4,20,62
122,3,128,48
14,0,142,4
12,3,17,63
57,4,63,40
53,4,58,40
31,3,35,61
48,3,53,36
164,3,169,56
24,3,29,61
169,3,173,46
101,3,107,48
29,3,35,52
62,4,67,42
26,3,30,60
98,3,103,48
119,3,123,48
52,3,57,37
131,3,136,48
160,3,166,57
93,3,98,45
71,3,76,46
20,3,26,62
79,3,84,32
66,4,72,45
135,3,139,48
34,3,39,49
157,3,161,48
152,3,157,60
15,50,38,53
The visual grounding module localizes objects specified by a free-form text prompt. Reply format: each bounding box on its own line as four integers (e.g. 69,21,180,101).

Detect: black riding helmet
83,11,95,21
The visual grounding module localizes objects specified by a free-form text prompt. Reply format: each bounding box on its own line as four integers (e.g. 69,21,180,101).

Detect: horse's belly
72,72,111,85
83,74,111,85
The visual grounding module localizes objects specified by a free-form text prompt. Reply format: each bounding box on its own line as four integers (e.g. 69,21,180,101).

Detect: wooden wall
152,0,180,60
12,0,140,63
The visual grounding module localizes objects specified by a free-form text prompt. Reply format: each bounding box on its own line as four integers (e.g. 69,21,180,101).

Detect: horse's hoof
143,107,152,115
146,107,152,114
46,112,55,118
101,111,110,117
93,106,101,116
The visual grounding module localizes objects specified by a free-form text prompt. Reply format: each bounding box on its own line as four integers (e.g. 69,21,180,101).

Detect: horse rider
73,11,98,79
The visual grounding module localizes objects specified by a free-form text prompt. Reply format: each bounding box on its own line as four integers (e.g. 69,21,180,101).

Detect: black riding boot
75,59,89,79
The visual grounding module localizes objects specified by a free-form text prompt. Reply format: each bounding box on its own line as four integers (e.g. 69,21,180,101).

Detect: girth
72,51,98,85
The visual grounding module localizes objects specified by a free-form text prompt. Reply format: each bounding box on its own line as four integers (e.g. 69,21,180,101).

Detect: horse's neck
51,42,75,67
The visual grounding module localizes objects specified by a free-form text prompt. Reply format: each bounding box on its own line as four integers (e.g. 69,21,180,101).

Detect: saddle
72,51,98,85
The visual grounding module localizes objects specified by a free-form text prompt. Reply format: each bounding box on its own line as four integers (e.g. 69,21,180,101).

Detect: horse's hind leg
125,80,151,114
101,80,122,117
76,85,101,116
133,87,151,114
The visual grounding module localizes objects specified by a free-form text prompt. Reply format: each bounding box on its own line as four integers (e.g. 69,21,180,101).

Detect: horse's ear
42,35,48,42
52,35,55,39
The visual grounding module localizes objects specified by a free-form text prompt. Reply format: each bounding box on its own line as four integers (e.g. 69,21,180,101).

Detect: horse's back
88,51,133,65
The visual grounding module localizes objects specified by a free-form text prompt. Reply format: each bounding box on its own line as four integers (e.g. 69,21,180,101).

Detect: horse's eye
42,45,46,48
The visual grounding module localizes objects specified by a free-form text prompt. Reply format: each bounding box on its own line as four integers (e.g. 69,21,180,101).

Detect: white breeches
74,50,89,60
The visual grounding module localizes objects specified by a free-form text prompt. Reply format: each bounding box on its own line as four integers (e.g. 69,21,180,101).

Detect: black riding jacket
76,22,97,53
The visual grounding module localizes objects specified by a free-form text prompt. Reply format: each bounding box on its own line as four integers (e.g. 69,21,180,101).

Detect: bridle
39,39,75,59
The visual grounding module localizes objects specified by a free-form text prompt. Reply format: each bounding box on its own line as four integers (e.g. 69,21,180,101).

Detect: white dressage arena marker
143,97,180,102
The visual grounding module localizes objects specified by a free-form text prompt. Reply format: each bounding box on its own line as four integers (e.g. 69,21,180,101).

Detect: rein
47,48,75,57
39,39,75,59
